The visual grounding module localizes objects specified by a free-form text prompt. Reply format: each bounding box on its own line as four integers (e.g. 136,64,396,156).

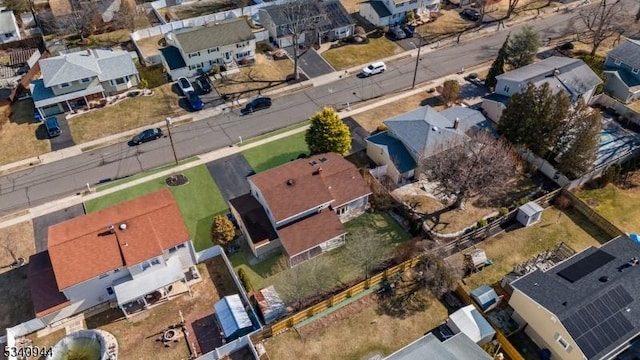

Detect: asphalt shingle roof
607,39,640,70
40,49,138,87
385,333,492,360
511,235,640,359
366,132,416,173
160,46,186,70
171,18,255,54
262,0,353,38
0,12,18,35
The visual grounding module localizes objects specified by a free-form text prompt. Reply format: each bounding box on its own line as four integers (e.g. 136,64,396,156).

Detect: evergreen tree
486,33,510,88
305,107,352,155
505,26,540,69
211,215,235,246
555,100,602,179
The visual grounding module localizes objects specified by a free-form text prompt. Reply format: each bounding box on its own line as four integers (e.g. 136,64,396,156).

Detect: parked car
187,91,205,111
401,24,415,37
130,128,163,145
177,77,195,95
241,97,272,114
389,26,407,40
461,8,481,21
44,117,61,138
196,75,212,94
251,13,261,27
361,61,387,77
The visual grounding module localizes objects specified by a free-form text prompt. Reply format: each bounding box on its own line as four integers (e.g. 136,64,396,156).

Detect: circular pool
47,330,111,360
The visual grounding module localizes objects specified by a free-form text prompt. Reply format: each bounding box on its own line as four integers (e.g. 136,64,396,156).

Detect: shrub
210,65,221,74
599,163,622,186
554,194,572,210
477,219,488,228
376,124,388,133
237,268,253,293
499,207,509,216
138,78,149,89
518,197,531,206
561,42,574,50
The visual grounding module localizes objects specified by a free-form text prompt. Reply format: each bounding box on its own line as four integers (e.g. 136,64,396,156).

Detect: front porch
30,79,105,118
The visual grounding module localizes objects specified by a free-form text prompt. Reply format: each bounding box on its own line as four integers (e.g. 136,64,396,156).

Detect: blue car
187,91,204,111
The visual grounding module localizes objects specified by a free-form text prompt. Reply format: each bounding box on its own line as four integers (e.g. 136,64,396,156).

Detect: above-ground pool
47,330,111,360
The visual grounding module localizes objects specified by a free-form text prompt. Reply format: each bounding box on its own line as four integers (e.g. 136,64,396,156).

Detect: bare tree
279,0,321,81
576,0,629,56
345,227,386,279
112,0,135,32
414,249,461,298
40,1,98,40
0,229,22,268
419,131,518,209
276,256,338,309
506,0,521,19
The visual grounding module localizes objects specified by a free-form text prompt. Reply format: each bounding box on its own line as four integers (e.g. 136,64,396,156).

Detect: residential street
0,6,613,216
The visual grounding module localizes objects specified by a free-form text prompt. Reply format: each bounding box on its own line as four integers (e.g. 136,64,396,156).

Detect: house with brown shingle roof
229,152,371,267
27,189,198,325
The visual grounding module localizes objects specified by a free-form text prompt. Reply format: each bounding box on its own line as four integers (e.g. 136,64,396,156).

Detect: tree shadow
376,285,429,319
560,207,614,245
202,256,239,298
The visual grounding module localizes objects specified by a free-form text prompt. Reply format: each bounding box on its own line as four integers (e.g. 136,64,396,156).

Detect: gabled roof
511,236,640,359
365,1,392,18
383,106,487,159
261,0,353,38
28,251,70,317
0,11,19,35
48,189,190,290
604,68,640,89
365,132,416,173
447,305,496,344
385,333,492,360
170,18,255,54
40,49,138,87
496,56,602,99
229,194,278,245
249,153,371,223
277,209,346,257
607,39,640,69
214,294,253,339
160,46,187,70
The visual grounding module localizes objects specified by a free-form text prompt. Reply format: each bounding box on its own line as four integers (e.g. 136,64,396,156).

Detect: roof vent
562,301,568,306
309,160,318,166
432,126,438,132
319,157,328,163
119,223,127,231
286,179,295,186
453,118,460,130
312,167,323,176
599,276,609,283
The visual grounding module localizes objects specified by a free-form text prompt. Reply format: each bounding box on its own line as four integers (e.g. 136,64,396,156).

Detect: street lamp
411,35,425,89
165,117,179,165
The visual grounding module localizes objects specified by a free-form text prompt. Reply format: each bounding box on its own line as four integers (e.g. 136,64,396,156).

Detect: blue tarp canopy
214,294,252,340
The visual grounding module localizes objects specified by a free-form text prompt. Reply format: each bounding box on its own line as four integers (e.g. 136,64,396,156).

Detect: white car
362,61,387,77
177,77,195,95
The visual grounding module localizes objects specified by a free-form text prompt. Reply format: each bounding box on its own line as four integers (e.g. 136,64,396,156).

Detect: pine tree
555,100,602,179
486,33,510,88
211,215,235,246
305,107,352,155
505,26,540,69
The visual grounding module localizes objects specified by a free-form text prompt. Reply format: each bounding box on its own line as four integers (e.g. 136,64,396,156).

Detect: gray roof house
161,18,256,79
365,106,490,183
603,39,640,104
509,235,640,360
259,0,354,48
384,332,492,360
30,48,139,118
482,56,603,122
0,10,21,44
360,0,441,27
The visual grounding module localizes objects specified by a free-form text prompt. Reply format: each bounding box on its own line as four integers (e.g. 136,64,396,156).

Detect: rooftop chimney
453,118,460,130
313,167,323,176
119,223,127,231
286,179,295,186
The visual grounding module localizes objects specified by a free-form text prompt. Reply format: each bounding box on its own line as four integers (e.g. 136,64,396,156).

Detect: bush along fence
559,188,625,239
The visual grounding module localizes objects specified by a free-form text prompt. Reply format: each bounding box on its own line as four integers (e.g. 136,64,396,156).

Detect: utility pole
165,117,179,165
412,35,424,89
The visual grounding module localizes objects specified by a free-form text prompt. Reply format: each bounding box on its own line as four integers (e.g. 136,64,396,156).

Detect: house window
4,33,12,39
141,259,159,271
151,258,161,266
110,76,129,86
336,207,347,215
80,77,91,83
177,243,186,249
633,68,639,74
614,58,621,65
98,273,109,279
106,287,114,295
59,82,71,88
169,247,177,254
188,51,200,58
114,268,120,273
503,85,510,93
207,47,219,53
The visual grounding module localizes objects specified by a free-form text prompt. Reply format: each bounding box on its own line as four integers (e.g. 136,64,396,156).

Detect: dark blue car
129,128,163,145
401,24,415,37
187,91,204,111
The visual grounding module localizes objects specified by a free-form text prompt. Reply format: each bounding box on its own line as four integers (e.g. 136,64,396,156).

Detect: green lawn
96,157,198,192
242,132,309,173
577,183,640,233
322,37,404,70
85,165,227,251
229,212,411,304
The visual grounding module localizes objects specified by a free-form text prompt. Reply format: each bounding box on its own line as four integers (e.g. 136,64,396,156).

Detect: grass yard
629,101,640,113
85,165,227,251
171,1,234,20
577,179,640,233
135,35,164,59
68,84,184,143
448,207,611,290
96,157,198,192
91,29,131,47
263,289,448,360
339,0,363,13
0,99,51,165
351,92,444,132
213,53,294,97
242,132,309,173
136,63,168,89
229,212,410,305
322,37,404,70
418,10,472,38
0,221,36,331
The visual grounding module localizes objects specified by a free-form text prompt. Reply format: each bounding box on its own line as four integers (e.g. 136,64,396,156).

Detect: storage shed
214,294,253,342
470,285,500,311
253,286,286,325
446,305,496,345
516,201,544,227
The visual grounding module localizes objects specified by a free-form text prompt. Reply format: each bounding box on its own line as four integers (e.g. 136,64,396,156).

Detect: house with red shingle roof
27,189,198,324
229,153,371,267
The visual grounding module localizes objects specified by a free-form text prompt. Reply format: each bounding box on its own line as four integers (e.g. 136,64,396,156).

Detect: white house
508,235,640,360
160,17,256,79
229,152,371,267
30,48,140,118
384,332,492,360
28,189,198,325
359,0,440,27
482,56,603,123
0,10,21,44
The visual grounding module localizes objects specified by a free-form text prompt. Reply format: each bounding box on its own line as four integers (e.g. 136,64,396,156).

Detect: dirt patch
135,34,165,58
339,0,364,14
213,53,294,98
351,92,444,132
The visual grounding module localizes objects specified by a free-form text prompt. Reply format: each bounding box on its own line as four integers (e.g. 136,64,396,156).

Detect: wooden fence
455,284,525,360
268,256,422,336
560,188,625,239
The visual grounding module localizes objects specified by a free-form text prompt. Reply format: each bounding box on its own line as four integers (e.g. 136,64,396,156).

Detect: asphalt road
0,5,619,216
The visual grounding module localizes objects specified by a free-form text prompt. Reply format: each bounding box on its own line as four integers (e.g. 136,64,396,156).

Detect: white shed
446,305,496,345
516,201,544,227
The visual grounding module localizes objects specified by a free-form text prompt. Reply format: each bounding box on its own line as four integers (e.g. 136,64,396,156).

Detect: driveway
50,115,75,151
206,154,254,202
285,47,335,78
32,204,85,252
343,117,369,154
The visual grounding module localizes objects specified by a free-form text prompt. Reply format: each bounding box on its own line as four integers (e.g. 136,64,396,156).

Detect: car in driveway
129,128,163,145
361,61,387,77
44,117,62,138
196,75,212,94
177,77,195,95
461,8,481,21
187,91,205,111
389,26,406,40
241,97,272,114
401,24,415,37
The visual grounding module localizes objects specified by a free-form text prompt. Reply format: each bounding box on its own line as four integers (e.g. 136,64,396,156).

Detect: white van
361,61,387,76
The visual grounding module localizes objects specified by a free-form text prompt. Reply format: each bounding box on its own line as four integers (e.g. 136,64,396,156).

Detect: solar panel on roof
557,250,615,283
